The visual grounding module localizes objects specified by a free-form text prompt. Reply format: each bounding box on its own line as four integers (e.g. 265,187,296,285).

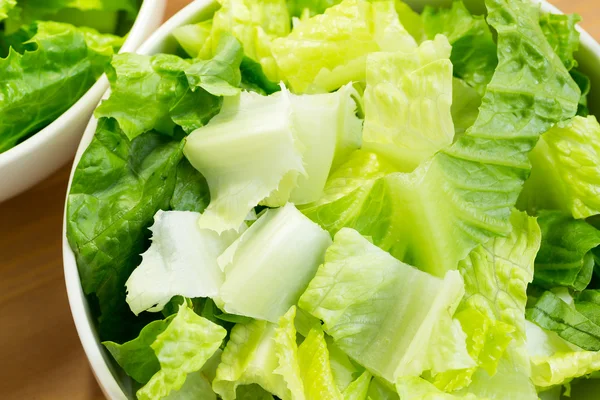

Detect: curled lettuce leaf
301,0,579,276
136,303,227,400
218,204,332,323
0,21,120,152
422,1,497,95
363,35,454,170
532,211,600,291
201,0,290,81
67,118,184,341
539,12,581,71
272,0,416,93
0,0,15,20
451,78,481,136
172,20,214,58
518,116,600,219
396,377,478,399
433,211,540,392
125,210,240,315
298,228,471,383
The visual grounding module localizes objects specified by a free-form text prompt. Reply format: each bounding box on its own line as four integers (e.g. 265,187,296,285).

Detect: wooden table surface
0,0,597,399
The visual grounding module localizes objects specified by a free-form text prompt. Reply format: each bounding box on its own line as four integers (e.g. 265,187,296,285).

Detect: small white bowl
0,0,167,203
63,0,600,398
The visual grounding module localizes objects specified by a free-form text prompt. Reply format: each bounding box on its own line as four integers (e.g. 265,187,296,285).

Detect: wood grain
0,0,595,398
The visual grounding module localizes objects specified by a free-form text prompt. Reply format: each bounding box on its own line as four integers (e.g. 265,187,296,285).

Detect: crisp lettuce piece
532,211,600,291
173,20,213,58
433,211,540,391
451,78,481,136
422,1,497,95
136,303,226,400
67,118,184,341
185,34,244,97
125,210,240,315
343,371,371,400
164,371,216,400
518,116,600,219
286,0,339,17
272,0,416,93
95,47,233,140
363,35,453,170
571,69,591,117
301,0,579,276
184,85,361,232
298,228,472,383
0,21,119,152
218,204,332,322
539,13,581,71
184,89,304,232
526,291,600,351
214,306,343,400
394,0,424,42
367,378,398,400
201,0,290,81
170,159,211,213
240,56,281,95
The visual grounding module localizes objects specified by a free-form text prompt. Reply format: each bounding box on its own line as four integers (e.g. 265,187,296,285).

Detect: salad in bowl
64,0,600,398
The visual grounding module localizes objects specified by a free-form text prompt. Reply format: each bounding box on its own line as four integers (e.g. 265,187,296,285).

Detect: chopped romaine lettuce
539,12,581,71
218,204,332,322
272,0,416,93
299,228,472,383
0,0,15,21
172,20,214,58
363,35,453,170
125,210,240,315
518,116,600,219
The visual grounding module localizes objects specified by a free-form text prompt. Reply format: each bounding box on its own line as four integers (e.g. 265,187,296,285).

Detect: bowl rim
62,1,216,399
0,0,167,169
62,0,600,399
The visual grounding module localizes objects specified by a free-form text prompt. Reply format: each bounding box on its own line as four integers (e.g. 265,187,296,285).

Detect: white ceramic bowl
0,0,167,203
62,0,600,398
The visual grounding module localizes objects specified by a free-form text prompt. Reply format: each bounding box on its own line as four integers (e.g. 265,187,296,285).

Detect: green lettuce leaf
393,0,424,42
571,69,591,116
367,378,398,400
95,49,226,140
518,116,600,219
532,351,600,388
67,118,184,341
363,35,454,170
532,211,600,291
396,377,477,399
0,21,119,153
298,228,472,383
104,317,174,384
526,290,600,351
433,211,540,392
343,371,371,400
200,0,290,81
184,85,361,232
218,204,332,323
286,0,339,17
170,158,211,212
137,302,226,400
172,20,213,58
422,1,497,94
239,56,281,95
272,0,417,93
539,12,581,71
185,34,244,97
301,0,579,276
125,210,240,315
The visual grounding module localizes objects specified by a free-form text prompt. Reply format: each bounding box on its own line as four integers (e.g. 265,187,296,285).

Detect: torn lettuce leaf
172,20,214,58
526,290,600,351
137,303,226,400
125,210,240,315
67,118,184,342
396,377,478,399
0,21,120,153
0,0,15,21
518,116,600,219
94,53,219,139
362,35,454,170
170,158,211,213
272,0,416,93
239,56,281,95
301,0,579,276
532,211,600,291
200,0,290,81
298,228,472,383
451,78,481,136
218,204,332,322
433,211,540,392
184,85,361,232
422,1,497,95
571,69,591,117
185,34,244,97
539,12,581,71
